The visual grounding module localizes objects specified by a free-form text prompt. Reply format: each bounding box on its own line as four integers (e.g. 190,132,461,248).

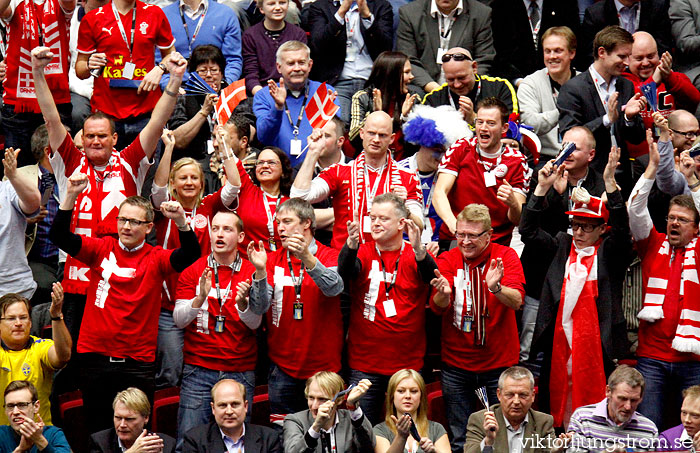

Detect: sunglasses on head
441,52,473,63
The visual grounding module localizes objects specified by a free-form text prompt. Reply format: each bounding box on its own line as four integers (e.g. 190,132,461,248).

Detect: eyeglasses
441,52,473,63
455,230,488,241
0,316,29,323
117,217,150,226
4,402,34,410
666,215,694,225
255,160,280,167
671,129,700,140
570,222,600,233
196,67,221,76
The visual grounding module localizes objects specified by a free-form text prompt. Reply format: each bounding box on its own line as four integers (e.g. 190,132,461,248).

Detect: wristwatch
488,283,502,295
50,314,64,321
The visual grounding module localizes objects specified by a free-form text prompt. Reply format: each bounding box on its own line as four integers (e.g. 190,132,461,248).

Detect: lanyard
112,2,137,59
179,5,206,55
284,85,309,138
422,172,438,218
263,191,281,244
364,163,387,212
211,254,242,312
286,250,305,300
589,67,614,115
438,14,455,40
448,79,480,110
477,146,502,172
375,242,404,298
527,2,541,48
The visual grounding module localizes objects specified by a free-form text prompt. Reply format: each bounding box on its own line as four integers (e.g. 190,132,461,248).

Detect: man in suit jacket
182,379,281,453
578,0,672,68
490,0,579,85
88,387,176,453
465,367,556,453
557,25,646,194
396,0,495,95
305,0,393,122
283,372,374,453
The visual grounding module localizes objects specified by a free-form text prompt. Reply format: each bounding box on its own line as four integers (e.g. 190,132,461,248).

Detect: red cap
565,196,609,222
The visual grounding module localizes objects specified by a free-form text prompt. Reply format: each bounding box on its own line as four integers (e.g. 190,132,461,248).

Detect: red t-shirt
235,159,287,258
432,244,525,373
154,189,227,311
77,1,174,119
437,138,528,244
176,256,258,371
636,229,700,363
318,161,423,250
347,243,429,375
75,236,174,362
264,243,343,379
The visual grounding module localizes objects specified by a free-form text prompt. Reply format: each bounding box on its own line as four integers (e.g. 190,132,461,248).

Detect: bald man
655,109,700,198
291,111,424,249
422,48,518,126
623,31,700,158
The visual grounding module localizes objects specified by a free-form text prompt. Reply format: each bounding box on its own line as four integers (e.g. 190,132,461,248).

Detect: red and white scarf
4,0,71,111
349,151,402,242
639,237,700,354
63,153,130,294
550,241,606,427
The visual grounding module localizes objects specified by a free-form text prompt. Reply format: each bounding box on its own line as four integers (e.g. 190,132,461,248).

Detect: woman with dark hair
168,45,227,193
221,137,292,257
349,51,419,157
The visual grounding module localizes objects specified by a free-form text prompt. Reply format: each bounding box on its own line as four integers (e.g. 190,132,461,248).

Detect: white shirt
220,424,246,453
180,0,208,20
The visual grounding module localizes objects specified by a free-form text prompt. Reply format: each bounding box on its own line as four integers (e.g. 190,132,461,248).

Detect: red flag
216,79,247,125
305,82,339,129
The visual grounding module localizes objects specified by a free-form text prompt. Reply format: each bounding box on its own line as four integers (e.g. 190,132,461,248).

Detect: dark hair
4,380,38,401
365,51,409,126
329,116,346,139
250,147,293,196
476,97,509,125
120,196,155,222
670,194,700,225
593,25,634,60
0,294,30,319
225,114,253,141
30,124,49,162
188,44,226,75
84,111,116,134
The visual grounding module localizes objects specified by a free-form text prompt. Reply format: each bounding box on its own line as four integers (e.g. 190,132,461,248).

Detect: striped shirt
567,398,658,452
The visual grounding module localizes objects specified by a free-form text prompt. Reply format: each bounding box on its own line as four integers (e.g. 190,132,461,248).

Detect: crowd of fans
3,0,700,451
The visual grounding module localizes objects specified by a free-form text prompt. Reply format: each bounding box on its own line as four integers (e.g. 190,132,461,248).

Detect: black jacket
182,421,281,453
89,428,176,453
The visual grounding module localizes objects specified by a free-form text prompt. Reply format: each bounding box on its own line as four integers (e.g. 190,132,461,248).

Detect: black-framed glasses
570,222,600,233
671,129,700,140
666,215,694,225
441,52,473,63
117,217,150,227
455,230,488,241
4,402,34,410
196,67,221,76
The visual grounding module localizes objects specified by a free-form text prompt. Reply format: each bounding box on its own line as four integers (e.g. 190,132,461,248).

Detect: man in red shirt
247,198,344,426
432,97,529,247
291,111,424,250
628,137,700,430
174,210,259,447
74,0,175,148
49,172,200,433
338,193,438,425
430,203,525,452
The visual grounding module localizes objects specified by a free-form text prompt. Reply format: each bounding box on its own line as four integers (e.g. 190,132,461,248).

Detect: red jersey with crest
75,235,174,362
317,162,423,250
235,159,287,259
154,188,227,311
432,244,525,372
264,243,342,379
347,242,429,375
438,137,529,244
76,1,174,119
176,256,258,371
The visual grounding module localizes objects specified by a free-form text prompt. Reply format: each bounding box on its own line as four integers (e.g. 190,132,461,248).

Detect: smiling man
88,387,175,453
247,198,345,426
183,379,281,452
520,148,634,428
628,137,700,430
659,385,700,451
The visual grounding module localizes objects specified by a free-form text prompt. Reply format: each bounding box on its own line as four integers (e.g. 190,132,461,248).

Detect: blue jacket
253,80,338,167
162,0,242,84
0,425,70,452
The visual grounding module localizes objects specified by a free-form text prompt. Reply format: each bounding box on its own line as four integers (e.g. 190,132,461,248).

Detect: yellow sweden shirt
0,336,57,425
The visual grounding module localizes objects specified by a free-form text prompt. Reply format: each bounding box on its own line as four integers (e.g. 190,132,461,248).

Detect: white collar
504,413,529,432
118,240,146,252
430,0,462,18
180,0,208,14
613,0,638,12
589,64,616,90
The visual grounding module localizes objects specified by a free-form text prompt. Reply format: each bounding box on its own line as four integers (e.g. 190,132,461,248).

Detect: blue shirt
0,425,71,453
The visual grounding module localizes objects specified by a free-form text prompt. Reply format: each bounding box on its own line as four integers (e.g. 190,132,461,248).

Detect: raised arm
47,283,72,369
294,129,324,192
3,148,40,215
153,129,175,192
172,94,218,149
50,173,89,256
627,130,658,241
31,47,69,151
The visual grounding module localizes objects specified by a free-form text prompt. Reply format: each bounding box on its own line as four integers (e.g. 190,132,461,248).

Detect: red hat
565,196,609,221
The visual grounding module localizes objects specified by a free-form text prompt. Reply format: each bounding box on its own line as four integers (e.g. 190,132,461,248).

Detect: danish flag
215,79,247,125
305,82,339,129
